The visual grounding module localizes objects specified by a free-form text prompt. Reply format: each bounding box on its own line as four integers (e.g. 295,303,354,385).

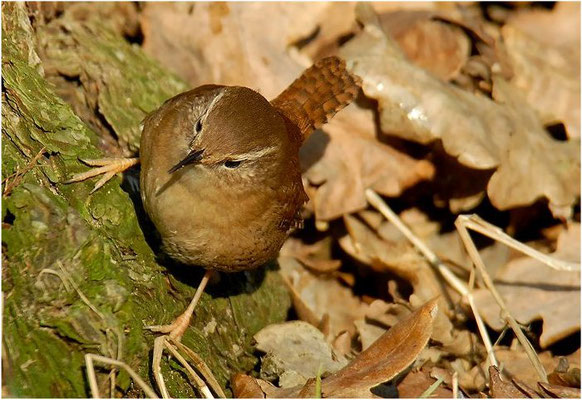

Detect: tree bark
2,3,291,397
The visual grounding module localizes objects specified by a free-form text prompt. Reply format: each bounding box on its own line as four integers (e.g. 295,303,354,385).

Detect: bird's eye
224,160,242,169
195,119,203,133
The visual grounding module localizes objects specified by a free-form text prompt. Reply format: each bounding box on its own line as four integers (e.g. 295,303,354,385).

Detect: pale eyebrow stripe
233,145,278,161
206,89,226,116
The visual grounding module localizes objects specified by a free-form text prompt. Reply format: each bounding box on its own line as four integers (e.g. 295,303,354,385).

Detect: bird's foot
65,157,139,193
145,270,220,398
145,308,193,342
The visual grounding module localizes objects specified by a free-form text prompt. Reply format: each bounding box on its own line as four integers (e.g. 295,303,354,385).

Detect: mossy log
2,3,291,397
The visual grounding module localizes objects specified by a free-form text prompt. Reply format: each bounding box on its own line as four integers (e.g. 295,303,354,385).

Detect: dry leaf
356,299,412,349
451,360,488,392
489,366,529,398
232,373,266,398
493,347,580,389
340,214,484,359
379,10,471,81
548,358,581,388
340,4,580,216
341,214,444,303
502,2,580,139
538,382,581,399
488,77,580,218
253,321,347,388
238,298,437,398
278,256,369,339
301,104,434,221
141,3,356,99
280,237,342,273
354,318,389,351
321,298,438,397
473,223,580,348
398,368,454,398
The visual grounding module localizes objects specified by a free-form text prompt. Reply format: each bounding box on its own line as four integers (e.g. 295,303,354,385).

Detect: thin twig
172,339,226,398
85,354,157,399
420,377,444,398
56,261,105,321
455,215,548,383
365,189,498,368
37,268,72,292
3,146,46,197
164,340,214,399
459,215,579,272
152,336,171,399
452,371,458,399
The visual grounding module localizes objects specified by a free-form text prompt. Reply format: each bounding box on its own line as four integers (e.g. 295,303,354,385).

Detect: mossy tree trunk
2,3,290,397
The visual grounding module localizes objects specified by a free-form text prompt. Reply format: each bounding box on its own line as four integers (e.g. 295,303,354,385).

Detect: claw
64,157,139,193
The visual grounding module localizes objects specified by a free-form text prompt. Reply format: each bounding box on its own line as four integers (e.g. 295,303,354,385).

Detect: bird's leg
65,157,140,193
146,269,216,398
146,269,213,341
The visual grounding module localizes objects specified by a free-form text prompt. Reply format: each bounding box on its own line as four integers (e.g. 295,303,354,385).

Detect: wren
139,57,360,273
67,57,360,389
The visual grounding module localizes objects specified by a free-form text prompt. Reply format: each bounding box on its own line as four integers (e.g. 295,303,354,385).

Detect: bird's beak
168,149,204,173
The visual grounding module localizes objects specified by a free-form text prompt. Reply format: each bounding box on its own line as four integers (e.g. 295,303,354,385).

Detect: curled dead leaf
321,297,439,397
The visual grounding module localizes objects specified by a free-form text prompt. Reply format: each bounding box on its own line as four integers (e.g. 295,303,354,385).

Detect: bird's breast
142,170,295,272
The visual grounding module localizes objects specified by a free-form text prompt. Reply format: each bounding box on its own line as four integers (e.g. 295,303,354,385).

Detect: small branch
172,339,226,398
85,354,157,399
164,339,214,399
364,189,498,368
3,146,46,197
458,215,580,272
455,215,549,383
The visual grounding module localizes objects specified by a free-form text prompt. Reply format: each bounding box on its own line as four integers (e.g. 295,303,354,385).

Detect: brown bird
67,56,360,368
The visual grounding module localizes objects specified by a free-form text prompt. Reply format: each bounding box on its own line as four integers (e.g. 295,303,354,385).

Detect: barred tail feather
271,56,361,143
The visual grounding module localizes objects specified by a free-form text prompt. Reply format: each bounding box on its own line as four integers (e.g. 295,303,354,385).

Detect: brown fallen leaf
450,357,487,392
489,366,529,398
280,236,342,274
341,213,444,303
548,358,581,388
398,368,454,398
355,299,411,350
538,382,581,399
492,347,580,390
341,213,485,360
141,3,354,99
340,3,580,217
379,10,471,81
473,223,580,348
232,373,266,399
321,297,438,397
488,77,580,219
278,256,369,339
235,298,438,398
502,2,580,139
300,103,434,221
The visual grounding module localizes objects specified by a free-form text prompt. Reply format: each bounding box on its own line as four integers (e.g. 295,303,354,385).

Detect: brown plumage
139,56,360,272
